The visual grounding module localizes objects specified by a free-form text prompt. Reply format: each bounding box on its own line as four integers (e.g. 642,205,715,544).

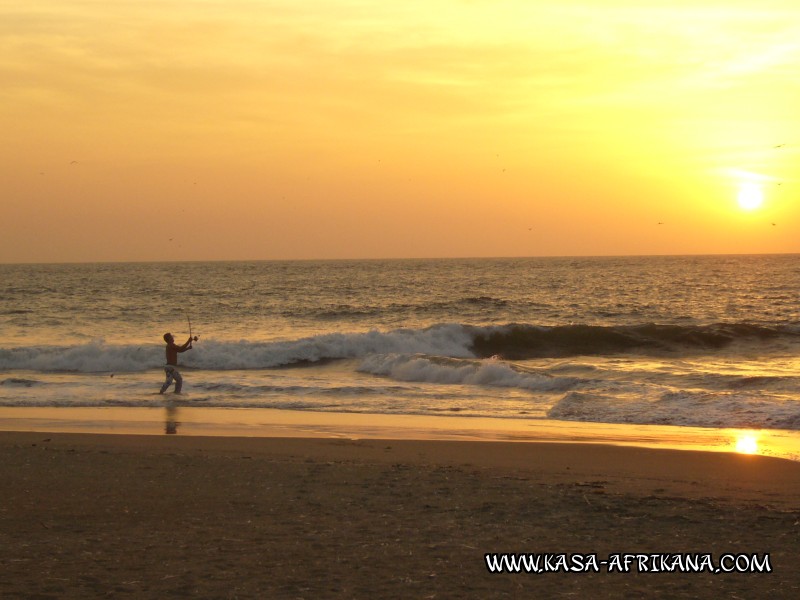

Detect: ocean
2,255,800,431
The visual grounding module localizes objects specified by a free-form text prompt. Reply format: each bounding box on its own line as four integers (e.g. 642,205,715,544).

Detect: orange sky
2,0,799,262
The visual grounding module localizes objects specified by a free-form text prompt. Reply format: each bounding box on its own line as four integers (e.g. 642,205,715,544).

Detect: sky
2,0,800,263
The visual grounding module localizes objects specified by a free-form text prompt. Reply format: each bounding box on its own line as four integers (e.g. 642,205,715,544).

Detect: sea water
2,256,800,431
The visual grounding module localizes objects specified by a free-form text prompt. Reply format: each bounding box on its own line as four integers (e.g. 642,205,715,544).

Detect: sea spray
358,353,580,391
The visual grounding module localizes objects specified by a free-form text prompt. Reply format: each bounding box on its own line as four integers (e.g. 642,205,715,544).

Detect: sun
737,182,764,211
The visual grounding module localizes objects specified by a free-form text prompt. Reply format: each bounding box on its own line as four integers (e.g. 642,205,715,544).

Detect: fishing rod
187,314,199,347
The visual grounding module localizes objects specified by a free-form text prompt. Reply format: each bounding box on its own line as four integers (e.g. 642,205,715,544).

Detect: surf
2,322,798,373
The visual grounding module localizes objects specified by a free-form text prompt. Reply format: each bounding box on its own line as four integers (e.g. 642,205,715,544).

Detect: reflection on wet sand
165,401,179,434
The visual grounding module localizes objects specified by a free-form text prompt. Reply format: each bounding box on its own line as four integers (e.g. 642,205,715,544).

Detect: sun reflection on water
735,433,759,455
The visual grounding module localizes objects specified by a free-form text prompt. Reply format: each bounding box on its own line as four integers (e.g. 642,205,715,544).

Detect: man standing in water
159,333,193,394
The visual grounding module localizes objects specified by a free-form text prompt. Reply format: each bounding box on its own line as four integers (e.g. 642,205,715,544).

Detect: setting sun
737,183,764,211
2,1,800,262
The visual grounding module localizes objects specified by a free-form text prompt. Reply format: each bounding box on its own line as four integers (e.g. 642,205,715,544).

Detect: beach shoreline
2,405,799,462
2,430,799,598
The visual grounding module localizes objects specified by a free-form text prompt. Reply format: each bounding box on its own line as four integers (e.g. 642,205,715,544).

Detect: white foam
0,324,476,373
548,389,800,429
358,353,578,392
0,342,156,373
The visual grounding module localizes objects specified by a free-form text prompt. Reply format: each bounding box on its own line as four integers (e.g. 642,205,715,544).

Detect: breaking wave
0,325,474,373
1,322,797,373
358,354,579,392
470,322,798,359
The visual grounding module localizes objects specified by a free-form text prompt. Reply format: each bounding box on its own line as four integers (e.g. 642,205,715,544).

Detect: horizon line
2,251,799,267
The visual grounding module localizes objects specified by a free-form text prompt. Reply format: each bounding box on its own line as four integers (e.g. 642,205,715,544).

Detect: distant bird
657,222,664,225
774,144,786,148
70,160,78,165
772,223,777,226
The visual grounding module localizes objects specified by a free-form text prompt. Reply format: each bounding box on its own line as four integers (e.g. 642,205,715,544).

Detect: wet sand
1,431,799,598
3,406,799,460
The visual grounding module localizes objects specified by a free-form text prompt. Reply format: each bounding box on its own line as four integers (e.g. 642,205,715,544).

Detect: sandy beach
2,429,799,599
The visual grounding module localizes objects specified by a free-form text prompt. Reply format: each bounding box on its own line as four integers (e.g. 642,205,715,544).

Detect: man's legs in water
173,369,183,393
160,366,180,394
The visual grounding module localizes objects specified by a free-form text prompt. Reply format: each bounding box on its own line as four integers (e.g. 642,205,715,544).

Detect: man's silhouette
159,333,193,394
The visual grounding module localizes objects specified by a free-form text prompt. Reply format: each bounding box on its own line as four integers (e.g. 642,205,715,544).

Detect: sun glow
737,183,764,211
735,434,759,455
5,1,800,262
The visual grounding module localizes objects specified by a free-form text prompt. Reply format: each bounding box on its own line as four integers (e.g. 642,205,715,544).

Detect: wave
1,377,43,387
2,321,797,373
547,390,800,430
358,354,579,392
470,323,799,359
0,325,475,373
307,296,512,320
